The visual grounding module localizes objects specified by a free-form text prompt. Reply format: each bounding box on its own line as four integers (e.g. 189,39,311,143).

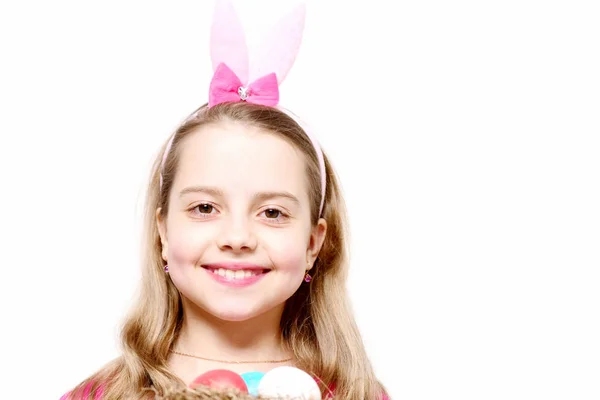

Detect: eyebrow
179,186,224,198
179,186,300,207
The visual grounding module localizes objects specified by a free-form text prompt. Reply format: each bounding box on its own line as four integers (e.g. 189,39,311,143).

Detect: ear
249,3,306,84
156,208,168,262
306,218,327,269
210,0,250,84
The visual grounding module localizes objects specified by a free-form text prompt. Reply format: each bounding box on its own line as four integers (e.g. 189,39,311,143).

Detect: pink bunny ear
210,0,249,84
249,3,306,84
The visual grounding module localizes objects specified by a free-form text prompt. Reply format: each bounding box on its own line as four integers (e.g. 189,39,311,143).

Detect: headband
160,0,326,216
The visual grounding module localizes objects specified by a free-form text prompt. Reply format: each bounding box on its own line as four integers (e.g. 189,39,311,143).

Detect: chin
211,310,260,322
203,300,284,323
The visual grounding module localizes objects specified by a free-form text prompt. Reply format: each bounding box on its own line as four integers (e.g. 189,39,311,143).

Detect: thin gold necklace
169,350,293,364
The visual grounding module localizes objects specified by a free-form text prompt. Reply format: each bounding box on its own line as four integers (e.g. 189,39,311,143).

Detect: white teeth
211,268,261,279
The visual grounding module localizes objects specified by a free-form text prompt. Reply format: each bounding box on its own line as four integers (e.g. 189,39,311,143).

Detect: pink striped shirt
60,381,388,399
60,381,104,400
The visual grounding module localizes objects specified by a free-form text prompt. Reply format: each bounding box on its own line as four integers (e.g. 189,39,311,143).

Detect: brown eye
264,209,281,218
196,204,214,214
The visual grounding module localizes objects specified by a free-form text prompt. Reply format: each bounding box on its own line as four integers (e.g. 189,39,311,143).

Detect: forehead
173,121,309,198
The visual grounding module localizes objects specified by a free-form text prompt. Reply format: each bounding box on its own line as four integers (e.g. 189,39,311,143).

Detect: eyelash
188,203,290,223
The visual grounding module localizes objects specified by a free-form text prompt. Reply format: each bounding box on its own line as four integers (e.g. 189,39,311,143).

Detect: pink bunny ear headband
160,0,326,216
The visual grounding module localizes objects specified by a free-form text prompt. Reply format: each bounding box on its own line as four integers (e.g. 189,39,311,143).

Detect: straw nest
149,385,328,400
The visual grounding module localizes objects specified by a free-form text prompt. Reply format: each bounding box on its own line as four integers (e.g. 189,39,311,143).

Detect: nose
216,214,257,253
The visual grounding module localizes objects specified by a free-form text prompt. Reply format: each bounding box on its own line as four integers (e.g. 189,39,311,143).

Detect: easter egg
258,366,321,400
189,369,248,393
241,371,265,396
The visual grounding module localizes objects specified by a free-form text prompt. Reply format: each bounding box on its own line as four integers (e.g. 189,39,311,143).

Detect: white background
1,0,599,399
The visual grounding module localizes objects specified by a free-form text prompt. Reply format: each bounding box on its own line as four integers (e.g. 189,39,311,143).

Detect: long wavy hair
65,102,387,399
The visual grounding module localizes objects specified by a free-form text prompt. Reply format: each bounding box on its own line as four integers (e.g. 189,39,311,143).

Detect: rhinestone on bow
237,86,248,101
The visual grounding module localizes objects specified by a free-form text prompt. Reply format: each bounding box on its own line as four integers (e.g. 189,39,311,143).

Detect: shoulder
60,381,105,400
323,382,389,399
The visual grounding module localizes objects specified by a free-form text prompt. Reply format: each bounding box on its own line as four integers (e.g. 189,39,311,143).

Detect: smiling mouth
201,266,270,280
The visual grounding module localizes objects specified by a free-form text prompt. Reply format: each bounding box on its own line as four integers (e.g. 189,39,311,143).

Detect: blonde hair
66,103,387,399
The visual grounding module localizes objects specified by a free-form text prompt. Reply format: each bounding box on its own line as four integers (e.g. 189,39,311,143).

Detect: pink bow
208,62,279,108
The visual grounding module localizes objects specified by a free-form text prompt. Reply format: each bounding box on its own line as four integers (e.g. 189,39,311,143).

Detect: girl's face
157,120,326,322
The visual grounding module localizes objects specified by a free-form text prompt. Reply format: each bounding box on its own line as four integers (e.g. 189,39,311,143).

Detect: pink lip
202,262,268,271
202,262,270,288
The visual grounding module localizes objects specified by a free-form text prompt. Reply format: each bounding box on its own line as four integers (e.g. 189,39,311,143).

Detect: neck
174,297,292,363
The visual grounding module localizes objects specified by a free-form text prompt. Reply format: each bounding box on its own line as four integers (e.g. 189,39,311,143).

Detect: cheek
263,230,309,272
166,220,215,265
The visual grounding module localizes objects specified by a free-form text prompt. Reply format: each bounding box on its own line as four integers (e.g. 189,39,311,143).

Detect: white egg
257,366,322,400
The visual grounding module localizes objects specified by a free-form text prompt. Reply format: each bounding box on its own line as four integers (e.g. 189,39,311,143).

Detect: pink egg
190,369,249,393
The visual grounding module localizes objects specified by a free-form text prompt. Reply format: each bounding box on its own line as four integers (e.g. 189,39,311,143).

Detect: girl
62,2,388,399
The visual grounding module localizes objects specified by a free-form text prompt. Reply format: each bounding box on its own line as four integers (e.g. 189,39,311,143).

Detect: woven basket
151,386,327,399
